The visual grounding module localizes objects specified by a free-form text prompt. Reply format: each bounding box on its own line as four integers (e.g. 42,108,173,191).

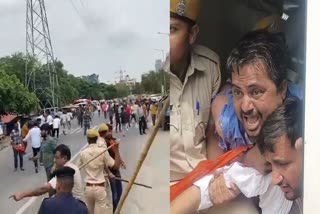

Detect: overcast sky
0,0,169,83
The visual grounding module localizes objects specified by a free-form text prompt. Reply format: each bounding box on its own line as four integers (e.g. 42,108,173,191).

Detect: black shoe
35,168,38,173
143,132,147,134
20,168,25,171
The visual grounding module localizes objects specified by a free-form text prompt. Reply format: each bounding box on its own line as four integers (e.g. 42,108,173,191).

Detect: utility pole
25,0,59,109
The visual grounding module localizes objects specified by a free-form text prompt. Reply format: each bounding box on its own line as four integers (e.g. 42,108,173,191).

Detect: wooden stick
114,97,170,214
107,176,152,189
79,142,118,169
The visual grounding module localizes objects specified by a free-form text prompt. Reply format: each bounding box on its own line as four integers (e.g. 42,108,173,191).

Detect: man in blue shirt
38,166,88,214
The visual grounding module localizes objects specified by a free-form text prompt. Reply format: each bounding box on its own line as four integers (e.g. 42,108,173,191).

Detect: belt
86,182,105,187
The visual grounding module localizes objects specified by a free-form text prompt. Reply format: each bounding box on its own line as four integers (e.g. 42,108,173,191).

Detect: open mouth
242,115,260,132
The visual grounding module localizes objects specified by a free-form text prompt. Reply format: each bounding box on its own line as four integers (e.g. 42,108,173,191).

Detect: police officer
167,0,221,184
38,166,88,214
78,129,121,214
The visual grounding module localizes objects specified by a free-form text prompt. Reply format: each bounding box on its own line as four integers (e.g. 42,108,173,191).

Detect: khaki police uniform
166,44,221,182
170,1,258,213
78,129,114,214
97,123,114,210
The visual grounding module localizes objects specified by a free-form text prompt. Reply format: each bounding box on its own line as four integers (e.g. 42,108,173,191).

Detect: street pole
156,32,169,95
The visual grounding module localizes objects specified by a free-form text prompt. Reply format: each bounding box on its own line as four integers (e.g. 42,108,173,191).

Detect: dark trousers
13,149,23,169
49,125,54,137
139,116,146,134
104,111,107,119
151,114,156,126
83,124,90,136
109,114,113,124
131,114,137,123
53,128,59,138
110,170,122,212
32,147,40,169
78,117,82,127
115,118,121,132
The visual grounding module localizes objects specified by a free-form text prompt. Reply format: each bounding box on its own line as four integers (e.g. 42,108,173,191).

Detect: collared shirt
166,45,221,181
78,144,115,184
289,197,303,214
38,115,46,127
53,118,61,129
137,106,144,118
10,129,21,145
23,126,41,148
49,161,84,200
46,115,53,125
83,114,90,126
39,136,57,168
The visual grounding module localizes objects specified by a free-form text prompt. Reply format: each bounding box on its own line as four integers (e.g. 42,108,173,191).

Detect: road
0,113,169,214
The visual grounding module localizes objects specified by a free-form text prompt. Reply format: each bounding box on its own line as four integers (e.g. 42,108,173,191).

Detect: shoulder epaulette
193,44,220,64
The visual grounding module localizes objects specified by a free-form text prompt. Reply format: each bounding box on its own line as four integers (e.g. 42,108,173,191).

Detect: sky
0,0,169,83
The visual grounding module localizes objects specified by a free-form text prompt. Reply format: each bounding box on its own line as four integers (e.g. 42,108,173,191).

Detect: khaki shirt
78,144,115,184
165,45,221,181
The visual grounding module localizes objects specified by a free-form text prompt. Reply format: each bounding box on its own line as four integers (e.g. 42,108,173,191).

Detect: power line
69,0,81,17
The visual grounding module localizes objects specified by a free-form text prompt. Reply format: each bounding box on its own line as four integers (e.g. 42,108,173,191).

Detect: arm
170,185,201,214
206,122,224,160
23,132,31,142
10,183,52,201
76,153,83,168
208,173,240,205
111,146,122,170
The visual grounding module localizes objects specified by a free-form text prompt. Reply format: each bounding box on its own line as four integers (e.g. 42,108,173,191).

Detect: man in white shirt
60,112,67,135
45,112,54,137
52,115,61,138
10,144,85,203
66,112,72,130
23,121,41,173
38,113,46,127
137,102,146,135
257,97,303,214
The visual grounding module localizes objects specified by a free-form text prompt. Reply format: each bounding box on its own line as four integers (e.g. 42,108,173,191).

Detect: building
85,73,99,84
155,59,162,72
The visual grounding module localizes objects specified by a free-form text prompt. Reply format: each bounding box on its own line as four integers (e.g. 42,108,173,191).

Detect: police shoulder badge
176,0,186,16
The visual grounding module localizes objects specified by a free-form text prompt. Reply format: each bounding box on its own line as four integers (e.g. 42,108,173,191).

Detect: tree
141,70,162,94
115,83,130,98
132,82,145,94
0,71,39,115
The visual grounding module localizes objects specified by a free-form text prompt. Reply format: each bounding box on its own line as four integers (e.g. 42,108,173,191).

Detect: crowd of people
8,96,164,213
92,99,161,136
10,121,127,213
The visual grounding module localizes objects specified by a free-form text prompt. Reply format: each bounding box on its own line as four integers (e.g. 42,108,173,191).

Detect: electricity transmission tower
114,67,126,83
25,0,59,109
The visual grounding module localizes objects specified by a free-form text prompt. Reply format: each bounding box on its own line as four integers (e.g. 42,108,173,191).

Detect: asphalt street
0,113,169,214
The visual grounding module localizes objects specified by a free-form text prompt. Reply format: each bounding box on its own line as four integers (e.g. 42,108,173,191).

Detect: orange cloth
170,145,252,202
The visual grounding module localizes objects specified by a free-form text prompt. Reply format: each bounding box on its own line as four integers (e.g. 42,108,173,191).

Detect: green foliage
0,71,39,115
140,70,167,94
0,52,166,114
